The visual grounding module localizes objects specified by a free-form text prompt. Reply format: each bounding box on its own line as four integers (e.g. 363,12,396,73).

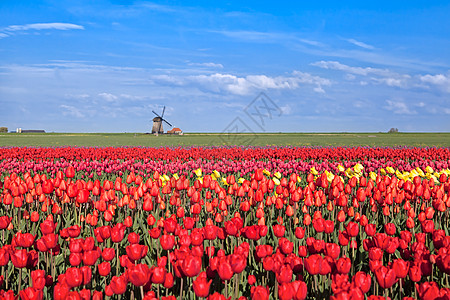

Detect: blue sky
1,1,450,133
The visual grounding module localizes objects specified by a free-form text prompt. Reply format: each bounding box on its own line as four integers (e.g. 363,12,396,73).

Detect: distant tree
0,127,7,133
388,128,399,133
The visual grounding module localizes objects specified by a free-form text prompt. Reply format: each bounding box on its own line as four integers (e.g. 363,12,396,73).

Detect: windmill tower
151,106,172,134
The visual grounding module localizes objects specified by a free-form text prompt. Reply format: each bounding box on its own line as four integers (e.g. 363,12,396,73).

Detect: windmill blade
162,118,172,127
161,106,166,118
152,110,161,117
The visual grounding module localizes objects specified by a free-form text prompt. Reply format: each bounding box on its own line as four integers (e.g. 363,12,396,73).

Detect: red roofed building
167,128,182,135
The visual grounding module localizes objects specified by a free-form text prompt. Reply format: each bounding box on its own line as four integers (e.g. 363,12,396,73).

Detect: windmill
151,106,172,134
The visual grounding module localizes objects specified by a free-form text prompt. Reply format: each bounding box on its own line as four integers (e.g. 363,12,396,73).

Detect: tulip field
1,146,450,300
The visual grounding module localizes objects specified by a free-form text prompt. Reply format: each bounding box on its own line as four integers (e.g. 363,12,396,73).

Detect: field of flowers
1,146,450,300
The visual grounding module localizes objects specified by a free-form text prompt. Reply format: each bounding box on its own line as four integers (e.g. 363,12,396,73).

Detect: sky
1,1,450,133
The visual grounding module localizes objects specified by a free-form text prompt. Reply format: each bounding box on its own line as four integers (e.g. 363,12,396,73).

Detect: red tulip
292,280,308,300
67,225,81,238
126,244,148,261
193,272,212,298
352,271,371,293
392,259,409,278
110,275,127,295
160,234,175,250
98,262,111,277
163,272,174,289
325,243,340,259
273,224,286,238
295,227,305,239
31,269,46,290
230,253,247,274
102,248,115,261
15,232,35,248
42,233,58,250
40,220,56,235
83,250,100,266
53,283,70,300
251,286,270,300
65,166,75,178
0,216,12,230
164,218,177,233
276,264,293,283
279,238,294,255
110,224,125,243
335,257,351,274
278,283,295,300
218,260,234,281
375,266,396,289
0,247,10,266
128,264,150,286
182,254,202,277
346,222,359,237
65,267,83,288
203,225,217,240
304,254,322,275
128,232,140,244
19,287,43,300
10,249,29,268
151,266,166,284
416,281,441,300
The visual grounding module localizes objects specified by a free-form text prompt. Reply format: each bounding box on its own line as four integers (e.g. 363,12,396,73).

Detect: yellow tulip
354,163,364,173
238,178,245,184
273,178,280,186
425,166,434,174
386,166,395,174
416,167,425,177
369,172,377,181
173,173,179,180
263,169,271,176
337,165,345,172
310,167,318,175
345,169,355,178
297,176,302,183
213,170,220,178
274,172,281,179
325,171,334,182
163,174,170,182
194,168,202,177
221,178,228,185
198,177,203,184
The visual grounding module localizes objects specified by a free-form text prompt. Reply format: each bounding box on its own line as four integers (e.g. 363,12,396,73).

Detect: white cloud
383,100,416,115
98,92,118,102
4,23,84,31
312,60,414,88
60,105,85,118
212,30,323,47
345,38,375,50
150,71,330,95
0,23,84,39
280,104,292,115
420,74,450,92
311,60,390,76
188,62,224,68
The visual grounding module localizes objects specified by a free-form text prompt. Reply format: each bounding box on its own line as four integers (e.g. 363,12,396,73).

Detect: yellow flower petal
194,168,202,177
